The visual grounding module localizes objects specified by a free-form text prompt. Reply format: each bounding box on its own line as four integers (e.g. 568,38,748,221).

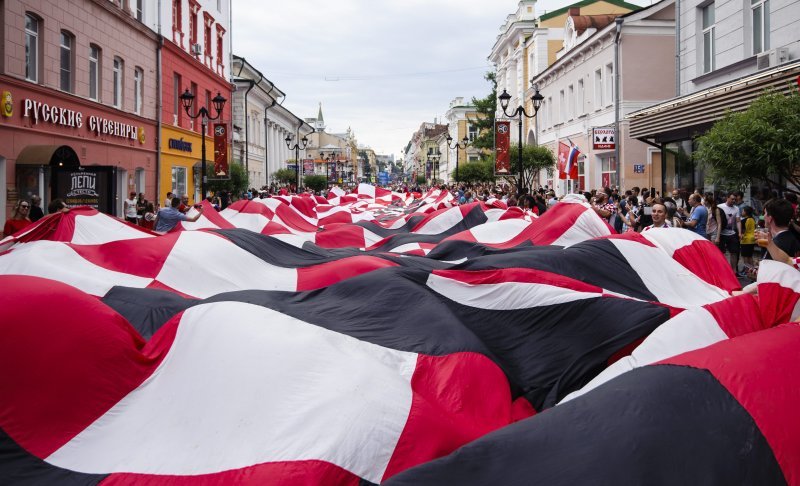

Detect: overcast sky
232,0,648,156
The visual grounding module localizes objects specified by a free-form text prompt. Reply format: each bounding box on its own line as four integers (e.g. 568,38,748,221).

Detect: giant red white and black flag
0,186,797,484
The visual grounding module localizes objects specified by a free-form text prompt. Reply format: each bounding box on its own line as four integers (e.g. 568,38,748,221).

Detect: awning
629,59,800,141
16,145,80,167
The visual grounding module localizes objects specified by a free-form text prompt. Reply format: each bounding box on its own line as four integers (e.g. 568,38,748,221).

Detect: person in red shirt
3,200,33,237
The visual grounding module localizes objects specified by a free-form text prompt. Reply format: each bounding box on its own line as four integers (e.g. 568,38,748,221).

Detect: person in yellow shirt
740,205,757,271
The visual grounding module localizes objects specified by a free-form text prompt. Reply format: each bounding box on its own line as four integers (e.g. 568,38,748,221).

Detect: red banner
494,121,511,175
557,141,569,180
213,123,229,177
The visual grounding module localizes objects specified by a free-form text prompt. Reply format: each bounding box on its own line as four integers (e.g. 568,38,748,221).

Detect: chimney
568,7,580,16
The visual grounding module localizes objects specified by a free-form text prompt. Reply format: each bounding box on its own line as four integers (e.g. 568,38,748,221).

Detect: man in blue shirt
683,193,707,238
154,197,203,233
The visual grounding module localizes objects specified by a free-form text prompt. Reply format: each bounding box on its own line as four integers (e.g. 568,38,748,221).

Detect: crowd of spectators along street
6,181,800,284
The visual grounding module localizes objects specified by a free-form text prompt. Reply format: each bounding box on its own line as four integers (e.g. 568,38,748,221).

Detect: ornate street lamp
179,89,227,200
321,151,338,188
285,133,309,192
446,134,470,183
427,151,441,185
498,84,544,196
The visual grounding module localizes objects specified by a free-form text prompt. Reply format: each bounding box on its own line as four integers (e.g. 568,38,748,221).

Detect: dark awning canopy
16,145,80,168
629,60,800,143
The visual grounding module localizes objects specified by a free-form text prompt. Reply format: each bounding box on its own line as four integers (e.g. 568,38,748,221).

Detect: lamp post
446,134,470,184
498,84,544,197
285,133,308,192
321,152,337,188
427,152,441,185
179,89,227,200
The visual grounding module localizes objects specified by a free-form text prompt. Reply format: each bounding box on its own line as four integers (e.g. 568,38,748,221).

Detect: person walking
29,195,44,222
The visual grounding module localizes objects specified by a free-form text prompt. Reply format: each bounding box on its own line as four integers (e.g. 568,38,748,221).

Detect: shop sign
592,127,616,150
213,123,229,177
21,97,144,143
55,167,111,212
169,138,193,152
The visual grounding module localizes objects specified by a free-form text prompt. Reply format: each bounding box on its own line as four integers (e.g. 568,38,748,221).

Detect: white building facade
629,0,800,194
533,0,676,193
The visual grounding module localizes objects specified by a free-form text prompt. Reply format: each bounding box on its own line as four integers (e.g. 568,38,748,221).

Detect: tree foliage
206,162,249,196
273,168,296,185
416,175,427,185
453,159,494,183
470,72,497,151
513,144,556,191
303,174,328,192
695,89,800,192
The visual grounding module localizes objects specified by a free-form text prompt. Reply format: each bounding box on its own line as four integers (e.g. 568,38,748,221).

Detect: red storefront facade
0,76,157,218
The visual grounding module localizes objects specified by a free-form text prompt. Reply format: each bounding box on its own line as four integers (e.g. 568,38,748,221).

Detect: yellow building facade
160,124,215,205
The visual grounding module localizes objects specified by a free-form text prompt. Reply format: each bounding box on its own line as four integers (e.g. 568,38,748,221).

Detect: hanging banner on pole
494,121,511,176
213,123,229,178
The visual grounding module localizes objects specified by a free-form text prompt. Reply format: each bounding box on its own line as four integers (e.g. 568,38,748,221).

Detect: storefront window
171,166,187,197
663,140,702,194
600,156,618,189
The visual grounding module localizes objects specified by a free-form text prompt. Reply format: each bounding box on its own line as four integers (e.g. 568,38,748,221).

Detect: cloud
232,0,646,154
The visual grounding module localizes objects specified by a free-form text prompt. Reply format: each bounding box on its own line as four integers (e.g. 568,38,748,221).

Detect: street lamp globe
212,92,227,114
179,89,195,111
498,89,512,111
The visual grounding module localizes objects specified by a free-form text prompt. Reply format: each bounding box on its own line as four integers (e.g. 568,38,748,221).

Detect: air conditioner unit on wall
191,43,202,56
756,47,789,70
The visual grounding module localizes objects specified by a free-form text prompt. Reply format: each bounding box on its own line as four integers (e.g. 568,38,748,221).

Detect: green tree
470,72,497,151
416,175,427,185
453,158,494,183
695,89,800,192
206,162,249,196
511,144,556,191
303,174,327,192
273,168,296,185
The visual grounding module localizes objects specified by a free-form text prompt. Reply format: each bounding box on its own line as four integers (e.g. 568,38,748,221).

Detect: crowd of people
583,185,800,281
6,183,800,284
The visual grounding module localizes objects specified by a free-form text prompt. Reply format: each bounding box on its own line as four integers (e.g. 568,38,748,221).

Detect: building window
216,25,225,67
134,67,143,115
577,79,584,117
594,69,603,110
189,0,199,48
203,12,214,65
468,123,478,142
547,96,553,128
25,14,40,82
135,0,144,21
59,31,74,93
601,156,618,188
559,89,565,123
173,73,182,125
578,156,585,192
752,0,770,55
172,0,182,33
567,84,575,120
113,57,123,108
89,44,101,101
605,64,614,105
702,3,716,73
171,166,187,197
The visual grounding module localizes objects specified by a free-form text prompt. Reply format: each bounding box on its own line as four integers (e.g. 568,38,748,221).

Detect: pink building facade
0,0,158,223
